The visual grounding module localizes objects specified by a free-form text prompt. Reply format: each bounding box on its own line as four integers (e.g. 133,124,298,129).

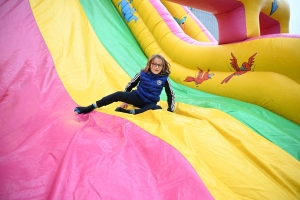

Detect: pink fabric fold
0,1,213,199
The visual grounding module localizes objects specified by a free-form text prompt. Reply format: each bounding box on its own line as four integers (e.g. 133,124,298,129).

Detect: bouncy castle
1,0,299,199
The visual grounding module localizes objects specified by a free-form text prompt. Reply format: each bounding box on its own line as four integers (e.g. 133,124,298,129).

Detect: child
74,54,175,115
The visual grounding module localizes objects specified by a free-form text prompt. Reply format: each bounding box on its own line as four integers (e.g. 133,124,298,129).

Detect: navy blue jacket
125,71,175,112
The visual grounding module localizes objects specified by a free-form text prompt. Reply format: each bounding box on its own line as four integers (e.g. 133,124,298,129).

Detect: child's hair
143,54,171,75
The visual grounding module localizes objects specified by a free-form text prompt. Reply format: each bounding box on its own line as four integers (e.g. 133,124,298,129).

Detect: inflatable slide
0,0,299,199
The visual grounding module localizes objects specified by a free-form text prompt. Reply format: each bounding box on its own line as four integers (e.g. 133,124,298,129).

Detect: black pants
96,91,161,114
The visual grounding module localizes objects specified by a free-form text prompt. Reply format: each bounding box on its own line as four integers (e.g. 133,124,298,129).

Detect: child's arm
164,79,175,112
124,72,140,92
119,72,141,108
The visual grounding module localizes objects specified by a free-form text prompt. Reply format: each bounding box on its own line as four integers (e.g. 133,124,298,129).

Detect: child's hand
120,102,128,109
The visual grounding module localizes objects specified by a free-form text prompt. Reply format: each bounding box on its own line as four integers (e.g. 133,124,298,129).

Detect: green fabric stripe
79,0,300,160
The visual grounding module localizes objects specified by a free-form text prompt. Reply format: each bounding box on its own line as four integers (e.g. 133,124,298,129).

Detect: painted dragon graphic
118,0,138,23
184,67,214,86
221,53,257,84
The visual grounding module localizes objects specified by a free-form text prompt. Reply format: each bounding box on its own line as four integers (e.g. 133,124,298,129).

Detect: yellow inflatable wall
112,0,300,125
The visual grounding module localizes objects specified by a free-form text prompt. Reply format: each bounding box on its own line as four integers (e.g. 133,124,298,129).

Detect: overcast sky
289,0,300,34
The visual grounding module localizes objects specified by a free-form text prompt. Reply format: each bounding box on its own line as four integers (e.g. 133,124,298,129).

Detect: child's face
150,58,163,74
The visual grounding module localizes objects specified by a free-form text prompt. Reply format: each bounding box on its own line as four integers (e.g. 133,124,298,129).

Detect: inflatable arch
169,0,290,44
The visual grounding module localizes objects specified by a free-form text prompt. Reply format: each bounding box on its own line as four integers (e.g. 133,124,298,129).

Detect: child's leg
74,103,97,114
133,105,162,114
95,91,142,107
74,91,142,114
115,107,134,114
